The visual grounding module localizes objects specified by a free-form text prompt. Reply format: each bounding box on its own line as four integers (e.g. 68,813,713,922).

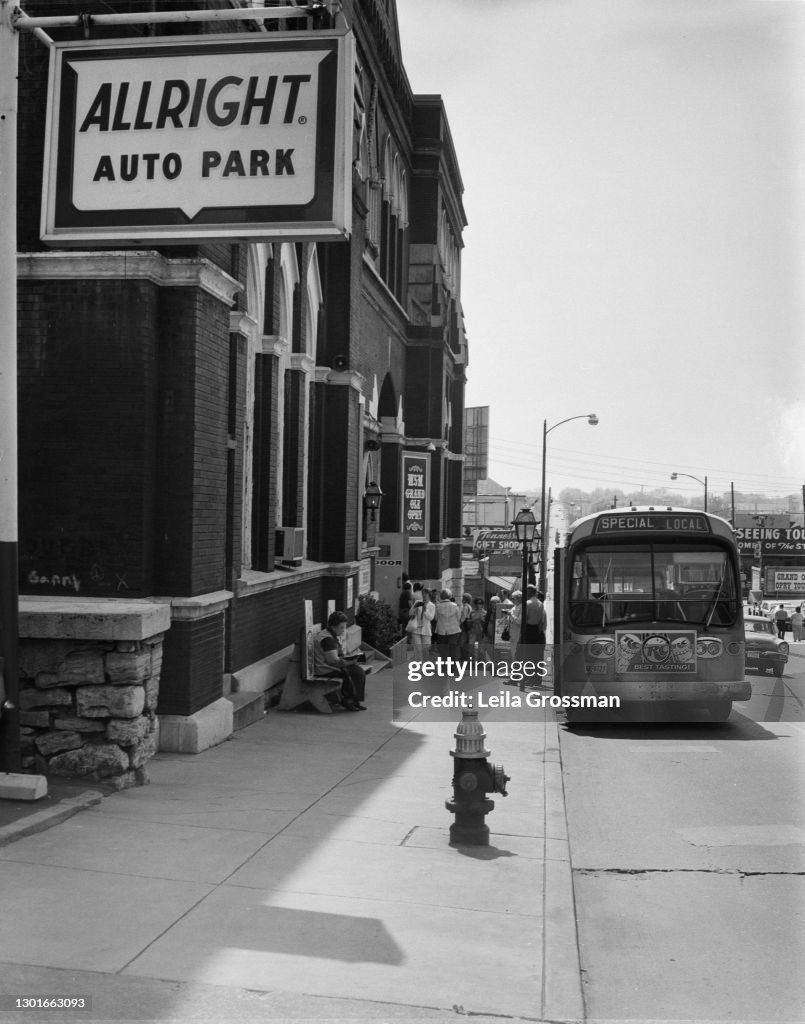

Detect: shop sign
475,527,526,574
735,526,805,556
41,31,353,244
772,569,805,593
402,452,429,542
358,559,372,596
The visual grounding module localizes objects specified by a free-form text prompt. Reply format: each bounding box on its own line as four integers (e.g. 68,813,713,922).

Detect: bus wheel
705,700,732,722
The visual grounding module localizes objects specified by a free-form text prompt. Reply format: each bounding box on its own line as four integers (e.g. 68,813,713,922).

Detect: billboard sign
735,526,805,555
41,31,353,244
402,452,429,542
772,569,805,593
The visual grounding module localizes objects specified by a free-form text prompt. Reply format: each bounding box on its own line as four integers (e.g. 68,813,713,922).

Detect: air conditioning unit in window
275,526,304,569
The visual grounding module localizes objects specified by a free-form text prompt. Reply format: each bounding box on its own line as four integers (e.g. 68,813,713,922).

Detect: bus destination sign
594,513,711,535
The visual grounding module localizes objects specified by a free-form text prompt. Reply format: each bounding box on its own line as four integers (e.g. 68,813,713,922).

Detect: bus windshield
569,542,739,628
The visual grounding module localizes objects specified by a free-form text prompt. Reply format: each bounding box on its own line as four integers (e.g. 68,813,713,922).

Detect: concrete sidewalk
0,666,583,1024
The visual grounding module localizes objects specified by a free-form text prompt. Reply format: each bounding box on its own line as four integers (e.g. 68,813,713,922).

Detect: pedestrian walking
791,606,803,642
508,590,523,652
467,597,491,661
398,580,414,632
459,592,473,656
434,589,463,658
407,587,435,653
522,585,546,646
774,604,788,640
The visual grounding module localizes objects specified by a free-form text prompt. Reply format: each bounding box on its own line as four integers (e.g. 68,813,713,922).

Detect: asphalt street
558,644,805,1023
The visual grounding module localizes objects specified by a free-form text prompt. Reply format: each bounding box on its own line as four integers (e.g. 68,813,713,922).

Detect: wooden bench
277,628,343,714
277,624,378,715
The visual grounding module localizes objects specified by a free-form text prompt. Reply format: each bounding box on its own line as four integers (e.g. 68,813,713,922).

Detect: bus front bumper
560,678,752,704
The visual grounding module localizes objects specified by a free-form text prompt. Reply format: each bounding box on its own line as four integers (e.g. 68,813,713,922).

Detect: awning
488,575,519,591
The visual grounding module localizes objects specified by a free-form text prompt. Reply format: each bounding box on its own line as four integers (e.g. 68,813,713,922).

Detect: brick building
10,0,467,767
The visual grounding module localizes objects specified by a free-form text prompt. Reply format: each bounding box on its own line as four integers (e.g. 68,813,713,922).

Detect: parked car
744,615,789,677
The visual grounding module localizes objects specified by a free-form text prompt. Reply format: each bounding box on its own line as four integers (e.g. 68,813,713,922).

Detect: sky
395,0,805,506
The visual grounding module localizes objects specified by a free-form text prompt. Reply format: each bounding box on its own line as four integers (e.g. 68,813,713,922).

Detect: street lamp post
752,514,767,598
513,507,538,631
539,414,598,593
670,471,708,512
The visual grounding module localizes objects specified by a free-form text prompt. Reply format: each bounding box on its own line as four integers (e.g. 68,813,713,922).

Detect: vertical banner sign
41,31,353,244
402,452,430,542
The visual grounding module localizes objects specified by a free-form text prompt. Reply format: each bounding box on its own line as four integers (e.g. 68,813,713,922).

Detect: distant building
463,406,489,494
462,479,527,530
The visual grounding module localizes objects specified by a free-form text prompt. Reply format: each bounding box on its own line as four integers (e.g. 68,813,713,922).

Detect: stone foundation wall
18,636,163,789
17,598,172,789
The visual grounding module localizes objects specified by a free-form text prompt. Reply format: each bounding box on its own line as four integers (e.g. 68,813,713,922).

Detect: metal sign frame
40,29,353,244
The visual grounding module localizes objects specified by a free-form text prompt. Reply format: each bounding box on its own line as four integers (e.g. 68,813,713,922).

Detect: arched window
242,242,302,572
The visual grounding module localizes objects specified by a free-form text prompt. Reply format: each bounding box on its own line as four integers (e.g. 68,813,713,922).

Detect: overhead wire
490,437,802,494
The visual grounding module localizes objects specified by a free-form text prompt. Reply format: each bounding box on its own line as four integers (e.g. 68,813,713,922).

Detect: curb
542,716,585,1023
0,790,104,847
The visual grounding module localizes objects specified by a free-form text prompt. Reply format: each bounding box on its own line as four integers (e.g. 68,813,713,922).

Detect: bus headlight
587,637,615,659
726,642,742,656
696,637,722,658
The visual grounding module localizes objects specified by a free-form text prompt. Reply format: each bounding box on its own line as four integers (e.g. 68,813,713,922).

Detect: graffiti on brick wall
20,533,135,596
26,570,81,593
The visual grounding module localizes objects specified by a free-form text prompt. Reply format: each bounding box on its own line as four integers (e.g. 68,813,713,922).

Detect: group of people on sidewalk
398,580,548,659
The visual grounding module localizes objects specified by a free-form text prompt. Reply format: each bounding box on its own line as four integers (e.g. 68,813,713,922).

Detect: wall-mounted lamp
363,481,383,522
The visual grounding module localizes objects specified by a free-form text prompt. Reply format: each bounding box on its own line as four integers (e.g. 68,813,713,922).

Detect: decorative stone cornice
314,367,367,393
262,335,290,358
18,251,242,307
406,438,446,451
18,596,171,641
289,353,315,375
153,590,233,622
229,310,258,337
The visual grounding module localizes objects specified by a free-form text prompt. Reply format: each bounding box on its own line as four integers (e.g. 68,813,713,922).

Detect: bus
553,507,749,722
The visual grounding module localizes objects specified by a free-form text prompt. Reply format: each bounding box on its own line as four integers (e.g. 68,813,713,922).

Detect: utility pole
0,0,20,771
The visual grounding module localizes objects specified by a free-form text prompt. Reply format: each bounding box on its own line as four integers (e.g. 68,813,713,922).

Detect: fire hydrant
446,706,509,846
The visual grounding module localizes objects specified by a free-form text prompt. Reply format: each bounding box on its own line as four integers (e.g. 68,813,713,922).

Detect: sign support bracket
14,3,333,37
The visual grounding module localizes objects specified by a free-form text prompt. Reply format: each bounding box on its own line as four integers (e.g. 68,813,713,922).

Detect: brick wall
153,287,229,597
158,613,223,718
251,353,279,572
308,383,360,563
282,369,305,526
226,332,247,590
18,278,159,598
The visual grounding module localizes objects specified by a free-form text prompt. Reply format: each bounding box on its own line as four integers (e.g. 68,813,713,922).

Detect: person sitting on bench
313,612,368,712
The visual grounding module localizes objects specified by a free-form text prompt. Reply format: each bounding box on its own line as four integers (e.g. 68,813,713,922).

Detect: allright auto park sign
41,31,353,244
